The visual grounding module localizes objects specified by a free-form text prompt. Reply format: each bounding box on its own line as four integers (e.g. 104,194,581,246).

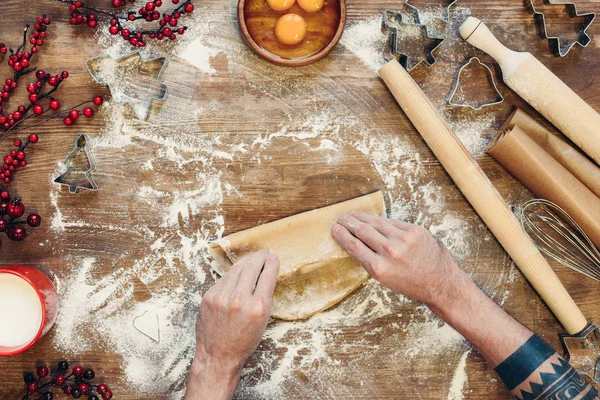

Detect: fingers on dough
331,223,378,267
337,214,389,253
237,250,270,293
349,212,401,239
254,254,280,300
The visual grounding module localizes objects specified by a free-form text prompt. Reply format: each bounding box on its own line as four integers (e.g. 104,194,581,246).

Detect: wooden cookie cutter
528,0,596,57
54,135,98,194
381,9,445,71
447,57,504,110
86,51,168,121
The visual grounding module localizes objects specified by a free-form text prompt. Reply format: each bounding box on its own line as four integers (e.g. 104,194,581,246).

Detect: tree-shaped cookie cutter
447,57,504,110
86,51,168,121
54,135,98,193
381,9,445,72
528,0,596,57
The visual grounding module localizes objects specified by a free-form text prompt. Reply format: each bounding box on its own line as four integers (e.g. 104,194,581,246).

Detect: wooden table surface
1,0,600,398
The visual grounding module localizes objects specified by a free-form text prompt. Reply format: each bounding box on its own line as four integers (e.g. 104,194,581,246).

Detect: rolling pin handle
459,17,517,67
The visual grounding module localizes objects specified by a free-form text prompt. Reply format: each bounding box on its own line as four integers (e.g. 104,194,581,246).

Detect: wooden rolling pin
459,17,600,166
379,59,587,335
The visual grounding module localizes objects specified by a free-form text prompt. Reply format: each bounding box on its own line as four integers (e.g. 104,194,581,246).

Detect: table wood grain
0,0,599,398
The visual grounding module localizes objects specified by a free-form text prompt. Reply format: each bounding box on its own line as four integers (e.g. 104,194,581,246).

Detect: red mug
0,266,58,356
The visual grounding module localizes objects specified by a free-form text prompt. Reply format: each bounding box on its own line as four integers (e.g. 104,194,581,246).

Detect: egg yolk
274,13,307,45
266,0,295,11
297,0,324,12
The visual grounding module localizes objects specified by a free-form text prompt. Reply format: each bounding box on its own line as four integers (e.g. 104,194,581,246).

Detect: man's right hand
331,212,466,308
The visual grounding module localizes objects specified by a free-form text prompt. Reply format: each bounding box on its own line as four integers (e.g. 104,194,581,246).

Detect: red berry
33,105,43,114
63,385,72,395
49,100,60,110
8,226,26,241
4,156,12,165
37,366,49,378
162,27,172,36
78,383,89,394
21,59,29,68
29,93,39,103
0,219,7,232
184,3,194,12
20,161,26,167
63,117,73,126
27,382,38,392
121,28,131,37
72,366,84,377
8,200,24,218
1,191,9,200
83,107,94,118
13,111,21,120
102,390,112,400
27,213,41,227
16,151,25,160
48,76,58,86
27,83,37,93
29,133,39,143
4,177,10,184
13,140,21,147
52,374,65,386
62,71,69,79
93,96,104,106
69,110,80,120
88,20,98,28
109,25,119,35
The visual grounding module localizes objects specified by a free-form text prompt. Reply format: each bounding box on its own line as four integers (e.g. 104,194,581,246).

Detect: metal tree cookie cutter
406,0,458,23
447,57,504,110
381,9,445,71
86,51,168,121
54,135,98,194
528,0,596,57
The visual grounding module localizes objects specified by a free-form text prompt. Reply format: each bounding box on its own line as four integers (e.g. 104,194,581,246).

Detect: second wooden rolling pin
459,17,600,166
379,59,587,335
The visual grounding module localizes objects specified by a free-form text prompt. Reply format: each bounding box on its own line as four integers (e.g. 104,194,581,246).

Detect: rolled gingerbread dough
210,191,385,320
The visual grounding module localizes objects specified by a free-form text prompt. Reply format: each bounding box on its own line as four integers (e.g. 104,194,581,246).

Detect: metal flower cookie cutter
381,9,445,72
54,135,98,194
86,51,168,121
447,57,504,110
528,0,596,57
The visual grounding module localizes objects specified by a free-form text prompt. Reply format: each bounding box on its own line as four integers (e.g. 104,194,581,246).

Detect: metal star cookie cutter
86,51,168,121
559,323,600,383
54,135,98,193
382,9,446,71
406,0,458,23
528,0,596,57
447,57,504,110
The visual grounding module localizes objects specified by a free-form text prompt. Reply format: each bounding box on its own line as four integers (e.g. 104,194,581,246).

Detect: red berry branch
22,360,113,400
56,0,195,47
0,16,105,244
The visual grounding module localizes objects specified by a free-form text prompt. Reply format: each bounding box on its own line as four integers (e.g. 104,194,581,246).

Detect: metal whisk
520,199,600,282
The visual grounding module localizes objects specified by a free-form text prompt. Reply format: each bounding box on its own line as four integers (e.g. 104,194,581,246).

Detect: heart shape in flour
133,310,160,342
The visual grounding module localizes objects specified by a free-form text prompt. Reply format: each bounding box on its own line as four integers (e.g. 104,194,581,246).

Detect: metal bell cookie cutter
86,51,168,121
447,57,504,110
528,0,596,57
54,135,98,194
382,9,445,71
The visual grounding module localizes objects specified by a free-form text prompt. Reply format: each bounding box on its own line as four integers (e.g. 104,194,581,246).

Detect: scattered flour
448,350,472,400
341,16,388,72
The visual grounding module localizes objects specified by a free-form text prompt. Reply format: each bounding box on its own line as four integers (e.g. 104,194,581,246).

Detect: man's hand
185,250,280,400
331,212,465,308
